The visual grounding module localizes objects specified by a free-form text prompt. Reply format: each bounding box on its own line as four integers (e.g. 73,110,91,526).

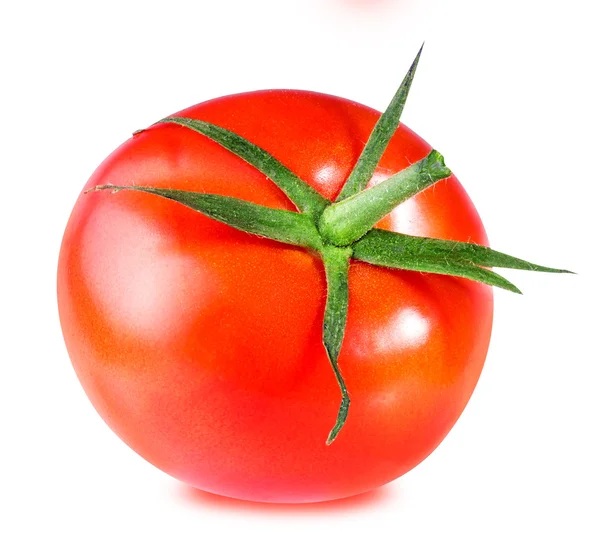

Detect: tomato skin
57,90,493,503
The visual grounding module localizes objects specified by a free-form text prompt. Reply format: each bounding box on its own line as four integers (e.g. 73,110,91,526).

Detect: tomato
57,90,492,503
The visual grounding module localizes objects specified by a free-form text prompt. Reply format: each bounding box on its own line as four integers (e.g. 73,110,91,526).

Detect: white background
1,0,599,552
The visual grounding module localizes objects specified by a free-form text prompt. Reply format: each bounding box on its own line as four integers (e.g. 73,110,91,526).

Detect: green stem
321,245,353,445
319,150,451,246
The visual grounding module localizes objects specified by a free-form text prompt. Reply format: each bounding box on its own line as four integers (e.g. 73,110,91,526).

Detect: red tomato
57,90,492,503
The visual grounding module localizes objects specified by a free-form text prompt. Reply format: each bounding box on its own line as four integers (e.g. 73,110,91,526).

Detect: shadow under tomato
177,483,397,514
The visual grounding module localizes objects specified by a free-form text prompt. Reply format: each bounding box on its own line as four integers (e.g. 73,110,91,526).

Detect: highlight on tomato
57,46,571,503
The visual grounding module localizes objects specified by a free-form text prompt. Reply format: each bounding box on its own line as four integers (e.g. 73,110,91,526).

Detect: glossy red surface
58,90,493,503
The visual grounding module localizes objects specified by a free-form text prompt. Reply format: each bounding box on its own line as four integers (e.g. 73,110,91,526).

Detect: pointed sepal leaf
154,117,330,218
88,185,323,250
321,245,353,445
335,44,424,202
352,230,524,293
354,229,573,274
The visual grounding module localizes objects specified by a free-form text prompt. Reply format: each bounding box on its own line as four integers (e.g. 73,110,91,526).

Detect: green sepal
88,185,323,250
321,245,353,445
319,150,451,247
155,117,330,219
86,43,573,450
354,229,573,274
352,229,523,293
335,44,423,202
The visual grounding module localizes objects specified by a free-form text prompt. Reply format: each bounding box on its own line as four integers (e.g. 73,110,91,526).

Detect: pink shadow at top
335,0,398,9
